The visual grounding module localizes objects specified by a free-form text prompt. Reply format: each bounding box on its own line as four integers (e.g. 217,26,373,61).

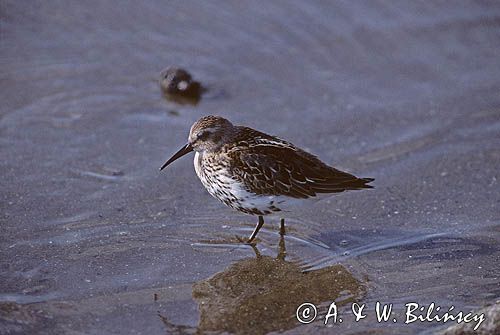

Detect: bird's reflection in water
159,235,366,334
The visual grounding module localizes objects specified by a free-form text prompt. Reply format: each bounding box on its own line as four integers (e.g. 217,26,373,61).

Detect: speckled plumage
161,115,374,243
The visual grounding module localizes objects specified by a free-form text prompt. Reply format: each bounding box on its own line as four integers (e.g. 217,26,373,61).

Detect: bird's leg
279,218,286,235
247,215,265,243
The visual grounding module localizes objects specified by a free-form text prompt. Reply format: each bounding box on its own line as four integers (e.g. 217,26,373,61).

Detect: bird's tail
361,177,374,187
311,174,374,194
341,177,374,190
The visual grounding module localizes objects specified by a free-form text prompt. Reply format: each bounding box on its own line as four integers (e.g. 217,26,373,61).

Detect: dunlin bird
160,116,374,243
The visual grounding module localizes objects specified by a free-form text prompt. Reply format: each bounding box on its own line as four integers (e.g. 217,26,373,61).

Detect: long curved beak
159,143,193,171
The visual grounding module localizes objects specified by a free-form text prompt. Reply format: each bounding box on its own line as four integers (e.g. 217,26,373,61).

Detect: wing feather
225,128,373,198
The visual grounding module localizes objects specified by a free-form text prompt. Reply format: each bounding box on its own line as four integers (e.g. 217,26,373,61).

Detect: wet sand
1,1,500,334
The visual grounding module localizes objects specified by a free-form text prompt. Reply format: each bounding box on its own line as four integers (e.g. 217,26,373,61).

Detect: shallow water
1,1,500,334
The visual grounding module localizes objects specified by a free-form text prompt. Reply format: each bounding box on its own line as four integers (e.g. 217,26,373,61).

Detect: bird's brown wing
225,129,373,198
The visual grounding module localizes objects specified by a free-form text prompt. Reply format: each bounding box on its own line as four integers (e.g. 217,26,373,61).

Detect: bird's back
221,127,374,199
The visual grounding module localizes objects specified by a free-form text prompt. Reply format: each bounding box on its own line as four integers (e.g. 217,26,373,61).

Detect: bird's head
188,115,234,152
160,115,234,170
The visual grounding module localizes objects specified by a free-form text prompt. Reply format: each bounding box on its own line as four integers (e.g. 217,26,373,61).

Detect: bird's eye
198,131,210,141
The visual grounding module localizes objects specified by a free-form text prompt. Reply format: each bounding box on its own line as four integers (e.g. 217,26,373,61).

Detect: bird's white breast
193,152,291,215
